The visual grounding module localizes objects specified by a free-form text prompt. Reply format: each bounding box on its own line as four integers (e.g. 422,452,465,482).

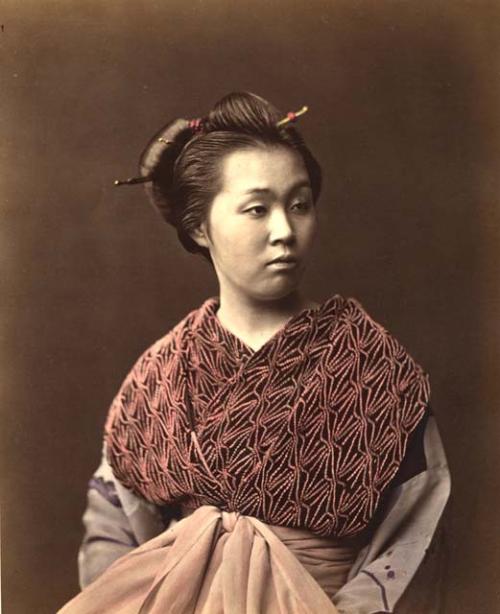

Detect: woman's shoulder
103,299,211,433
333,293,429,384
335,294,390,333
322,293,389,326
338,294,415,342
108,299,212,400
128,297,215,369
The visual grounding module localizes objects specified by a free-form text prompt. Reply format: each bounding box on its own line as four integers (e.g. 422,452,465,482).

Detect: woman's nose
268,208,295,244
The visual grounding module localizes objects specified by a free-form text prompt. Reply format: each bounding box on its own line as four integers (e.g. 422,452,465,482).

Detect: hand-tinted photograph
2,2,499,613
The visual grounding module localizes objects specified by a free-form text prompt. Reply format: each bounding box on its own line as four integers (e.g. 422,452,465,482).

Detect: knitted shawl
104,294,430,538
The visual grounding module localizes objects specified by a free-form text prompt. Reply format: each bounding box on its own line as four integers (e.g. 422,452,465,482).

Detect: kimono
61,294,451,613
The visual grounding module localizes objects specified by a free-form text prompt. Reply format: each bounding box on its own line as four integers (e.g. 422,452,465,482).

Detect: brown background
1,1,499,612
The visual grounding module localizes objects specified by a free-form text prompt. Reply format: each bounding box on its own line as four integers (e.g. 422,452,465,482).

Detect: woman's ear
189,222,210,249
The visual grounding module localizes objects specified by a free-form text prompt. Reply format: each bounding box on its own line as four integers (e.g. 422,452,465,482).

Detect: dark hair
138,92,322,263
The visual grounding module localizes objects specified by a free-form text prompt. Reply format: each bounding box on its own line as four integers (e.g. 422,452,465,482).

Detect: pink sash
59,505,358,613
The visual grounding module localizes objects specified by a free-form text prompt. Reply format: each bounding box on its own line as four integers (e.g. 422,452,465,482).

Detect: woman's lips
267,260,298,269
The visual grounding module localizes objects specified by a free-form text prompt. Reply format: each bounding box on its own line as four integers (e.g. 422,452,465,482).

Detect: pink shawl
104,294,430,538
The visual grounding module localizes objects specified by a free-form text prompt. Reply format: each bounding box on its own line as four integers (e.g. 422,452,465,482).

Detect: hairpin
114,176,151,186
276,105,309,127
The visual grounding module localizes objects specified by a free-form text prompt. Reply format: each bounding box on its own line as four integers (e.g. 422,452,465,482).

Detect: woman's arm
333,410,451,614
77,443,173,589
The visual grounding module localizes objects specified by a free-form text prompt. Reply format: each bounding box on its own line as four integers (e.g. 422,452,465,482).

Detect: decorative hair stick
114,176,151,186
276,105,309,127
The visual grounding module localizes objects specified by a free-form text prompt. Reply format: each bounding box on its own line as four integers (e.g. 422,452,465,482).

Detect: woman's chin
253,280,303,302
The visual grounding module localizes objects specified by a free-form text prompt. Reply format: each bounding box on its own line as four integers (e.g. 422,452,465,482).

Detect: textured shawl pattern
104,295,430,538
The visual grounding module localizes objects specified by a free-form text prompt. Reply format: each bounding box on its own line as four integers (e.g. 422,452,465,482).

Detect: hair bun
136,118,195,225
204,91,281,134
138,118,192,179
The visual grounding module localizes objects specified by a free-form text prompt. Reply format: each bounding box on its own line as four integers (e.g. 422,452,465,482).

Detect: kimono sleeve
332,408,451,614
77,442,170,589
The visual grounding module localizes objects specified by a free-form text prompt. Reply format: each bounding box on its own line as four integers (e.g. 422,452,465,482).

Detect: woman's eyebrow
242,187,271,196
242,180,311,196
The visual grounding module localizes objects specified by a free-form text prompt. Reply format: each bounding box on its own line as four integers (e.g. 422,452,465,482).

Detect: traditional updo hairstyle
133,91,322,264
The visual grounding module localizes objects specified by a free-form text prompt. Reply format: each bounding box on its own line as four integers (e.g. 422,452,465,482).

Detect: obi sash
59,504,359,613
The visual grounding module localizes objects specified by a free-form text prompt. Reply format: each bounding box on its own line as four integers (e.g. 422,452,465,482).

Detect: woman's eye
245,205,267,216
291,201,312,212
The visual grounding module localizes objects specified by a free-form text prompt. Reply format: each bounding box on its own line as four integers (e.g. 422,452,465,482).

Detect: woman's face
193,145,317,303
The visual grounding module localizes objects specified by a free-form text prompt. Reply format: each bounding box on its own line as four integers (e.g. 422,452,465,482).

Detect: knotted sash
59,505,355,613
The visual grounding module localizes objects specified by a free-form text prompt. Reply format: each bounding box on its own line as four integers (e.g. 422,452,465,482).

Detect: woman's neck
215,289,319,351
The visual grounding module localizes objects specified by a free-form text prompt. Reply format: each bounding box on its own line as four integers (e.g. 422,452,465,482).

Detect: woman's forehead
219,146,310,194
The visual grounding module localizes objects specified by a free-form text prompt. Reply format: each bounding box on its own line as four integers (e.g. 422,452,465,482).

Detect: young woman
59,92,450,613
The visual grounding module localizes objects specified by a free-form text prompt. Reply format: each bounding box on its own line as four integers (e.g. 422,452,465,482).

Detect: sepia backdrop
1,1,499,612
